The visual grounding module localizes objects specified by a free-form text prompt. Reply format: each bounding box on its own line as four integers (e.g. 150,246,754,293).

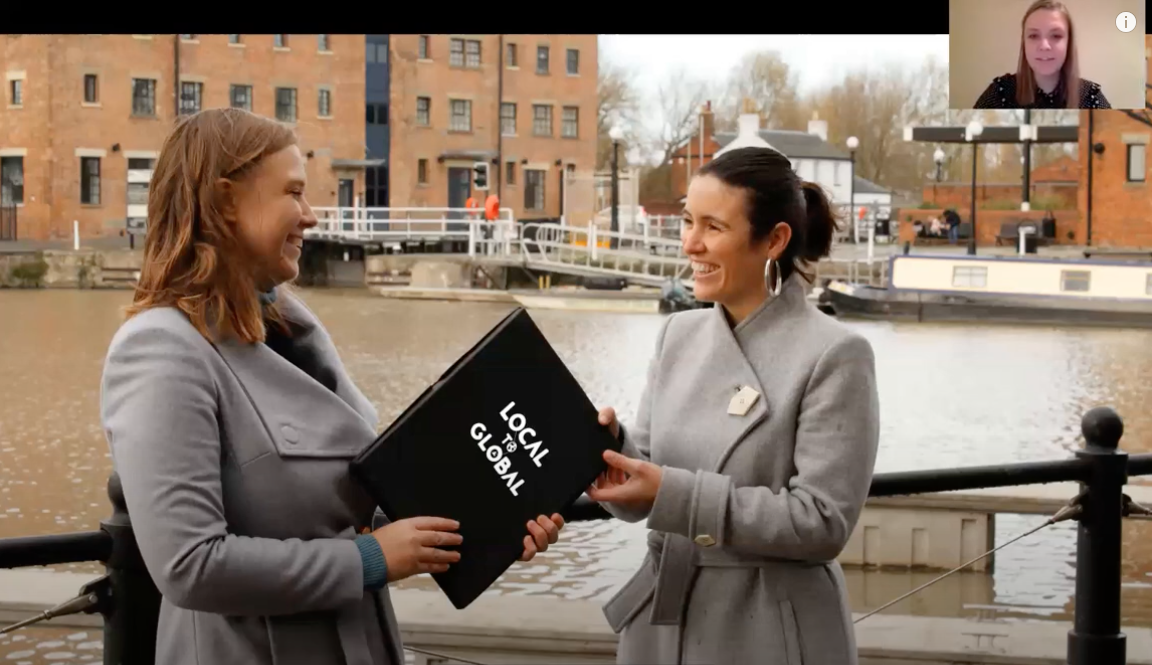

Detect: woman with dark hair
100,108,564,665
589,146,880,664
974,0,1110,109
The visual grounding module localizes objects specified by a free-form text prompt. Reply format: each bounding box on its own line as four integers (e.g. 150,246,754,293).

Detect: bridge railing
519,222,690,283
0,407,1146,665
307,207,516,243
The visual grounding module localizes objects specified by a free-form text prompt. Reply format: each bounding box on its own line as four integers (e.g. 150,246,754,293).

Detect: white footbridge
305,206,694,288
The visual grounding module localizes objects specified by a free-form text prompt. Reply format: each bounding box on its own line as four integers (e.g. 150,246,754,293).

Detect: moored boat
826,254,1152,328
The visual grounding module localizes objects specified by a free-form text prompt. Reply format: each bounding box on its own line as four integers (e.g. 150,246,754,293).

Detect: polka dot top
973,73,1111,109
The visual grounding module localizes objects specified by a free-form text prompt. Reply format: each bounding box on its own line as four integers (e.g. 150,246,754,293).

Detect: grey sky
600,34,951,99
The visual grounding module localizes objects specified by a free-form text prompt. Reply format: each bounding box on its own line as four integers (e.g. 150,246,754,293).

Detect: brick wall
1077,108,1152,248
0,34,366,241
921,183,1078,210
387,34,598,220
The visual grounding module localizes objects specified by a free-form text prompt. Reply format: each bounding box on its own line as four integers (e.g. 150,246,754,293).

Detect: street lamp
846,136,859,243
933,147,945,204
608,125,624,250
966,120,984,256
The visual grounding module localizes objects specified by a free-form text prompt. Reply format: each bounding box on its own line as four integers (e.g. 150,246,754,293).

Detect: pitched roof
714,129,852,161
853,175,891,195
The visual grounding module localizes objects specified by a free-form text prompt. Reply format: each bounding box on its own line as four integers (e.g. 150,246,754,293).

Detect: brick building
0,34,366,241
387,34,598,220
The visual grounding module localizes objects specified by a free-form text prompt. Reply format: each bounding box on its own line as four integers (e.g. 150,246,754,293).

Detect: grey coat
100,290,402,665
600,274,880,665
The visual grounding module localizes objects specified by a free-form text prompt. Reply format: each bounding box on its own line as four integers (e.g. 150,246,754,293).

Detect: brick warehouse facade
0,34,366,242
387,34,598,220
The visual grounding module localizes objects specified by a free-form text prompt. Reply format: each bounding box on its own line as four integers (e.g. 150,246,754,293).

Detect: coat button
281,424,299,445
693,534,716,547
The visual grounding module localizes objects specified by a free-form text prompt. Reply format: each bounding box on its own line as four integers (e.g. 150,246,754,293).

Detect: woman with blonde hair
101,107,564,665
975,0,1110,109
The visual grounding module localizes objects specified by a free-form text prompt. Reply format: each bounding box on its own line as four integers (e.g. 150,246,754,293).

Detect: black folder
349,307,621,609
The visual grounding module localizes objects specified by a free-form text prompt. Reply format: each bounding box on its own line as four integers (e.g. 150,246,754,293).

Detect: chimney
807,110,828,142
699,100,714,146
715,101,775,158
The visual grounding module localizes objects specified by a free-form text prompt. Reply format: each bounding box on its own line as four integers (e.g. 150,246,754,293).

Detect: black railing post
1067,406,1127,665
99,471,160,665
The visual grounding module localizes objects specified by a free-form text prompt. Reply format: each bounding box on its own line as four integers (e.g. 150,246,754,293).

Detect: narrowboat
826,254,1152,328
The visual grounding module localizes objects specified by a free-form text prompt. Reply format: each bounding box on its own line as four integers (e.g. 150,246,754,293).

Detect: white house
710,112,891,239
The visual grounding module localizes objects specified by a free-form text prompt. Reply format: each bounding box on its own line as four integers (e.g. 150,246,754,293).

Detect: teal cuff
355,534,388,591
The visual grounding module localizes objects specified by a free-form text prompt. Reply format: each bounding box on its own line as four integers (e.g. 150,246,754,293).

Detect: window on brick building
275,87,297,122
524,169,545,210
230,84,252,111
366,42,387,64
9,79,22,106
416,97,430,126
366,102,387,125
229,34,242,45
465,40,481,68
505,43,517,67
561,106,578,138
274,34,288,49
501,103,516,136
449,99,471,132
0,156,23,205
318,34,331,52
84,74,98,103
536,46,549,74
132,78,156,116
1061,270,1091,293
449,39,481,68
179,81,202,115
365,166,388,206
566,49,579,75
180,34,196,41
450,39,464,67
505,161,516,185
418,35,430,59
80,157,101,205
318,89,332,118
417,159,428,185
532,104,552,136
1126,144,1146,183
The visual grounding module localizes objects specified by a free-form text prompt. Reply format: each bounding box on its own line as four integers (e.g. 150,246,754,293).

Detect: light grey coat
600,274,880,665
100,290,402,665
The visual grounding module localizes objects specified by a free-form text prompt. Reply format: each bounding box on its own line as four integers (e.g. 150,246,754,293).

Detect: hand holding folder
349,308,621,609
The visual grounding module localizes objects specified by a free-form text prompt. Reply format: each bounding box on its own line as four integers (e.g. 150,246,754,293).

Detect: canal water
1,287,1151,663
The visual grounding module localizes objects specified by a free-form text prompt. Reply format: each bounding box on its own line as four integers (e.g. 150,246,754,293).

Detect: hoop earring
763,257,783,297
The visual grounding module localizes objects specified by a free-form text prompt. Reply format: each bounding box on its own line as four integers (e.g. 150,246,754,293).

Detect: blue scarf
257,288,278,308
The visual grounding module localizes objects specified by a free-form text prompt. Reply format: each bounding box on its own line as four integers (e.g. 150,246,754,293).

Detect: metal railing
0,405,1143,664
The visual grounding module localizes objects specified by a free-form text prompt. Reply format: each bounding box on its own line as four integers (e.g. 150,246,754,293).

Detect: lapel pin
727,386,761,417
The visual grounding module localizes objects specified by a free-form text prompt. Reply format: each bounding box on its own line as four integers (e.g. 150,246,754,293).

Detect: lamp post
846,136,859,243
933,147,945,205
966,120,984,255
608,125,624,250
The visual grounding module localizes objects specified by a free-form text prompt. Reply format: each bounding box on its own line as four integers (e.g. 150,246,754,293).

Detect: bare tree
596,54,642,170
646,68,713,167
716,51,803,132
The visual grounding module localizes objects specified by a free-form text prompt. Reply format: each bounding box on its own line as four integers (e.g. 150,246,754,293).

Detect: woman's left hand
520,513,565,562
586,450,663,507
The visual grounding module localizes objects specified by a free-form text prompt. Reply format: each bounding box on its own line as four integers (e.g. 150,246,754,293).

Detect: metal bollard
1067,406,1127,665
100,471,161,665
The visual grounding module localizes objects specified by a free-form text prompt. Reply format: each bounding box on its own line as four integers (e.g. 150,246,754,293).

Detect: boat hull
827,283,1152,328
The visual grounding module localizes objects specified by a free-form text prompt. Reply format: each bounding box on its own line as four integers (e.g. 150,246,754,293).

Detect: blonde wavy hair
125,108,298,344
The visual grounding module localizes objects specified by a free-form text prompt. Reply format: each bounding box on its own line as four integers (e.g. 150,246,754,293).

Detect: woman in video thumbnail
590,146,880,665
974,0,1111,109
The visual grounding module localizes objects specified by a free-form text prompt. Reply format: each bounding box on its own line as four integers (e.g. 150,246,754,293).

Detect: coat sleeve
596,315,673,523
101,322,366,616
646,333,880,562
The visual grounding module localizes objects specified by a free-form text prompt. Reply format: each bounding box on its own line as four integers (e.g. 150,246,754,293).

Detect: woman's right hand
370,517,462,582
594,407,629,489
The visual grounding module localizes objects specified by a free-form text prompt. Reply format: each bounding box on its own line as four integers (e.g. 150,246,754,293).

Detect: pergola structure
902,116,1079,253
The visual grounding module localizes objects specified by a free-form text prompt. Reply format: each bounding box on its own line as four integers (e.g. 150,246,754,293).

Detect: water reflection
1,288,1152,658
0,628,101,663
